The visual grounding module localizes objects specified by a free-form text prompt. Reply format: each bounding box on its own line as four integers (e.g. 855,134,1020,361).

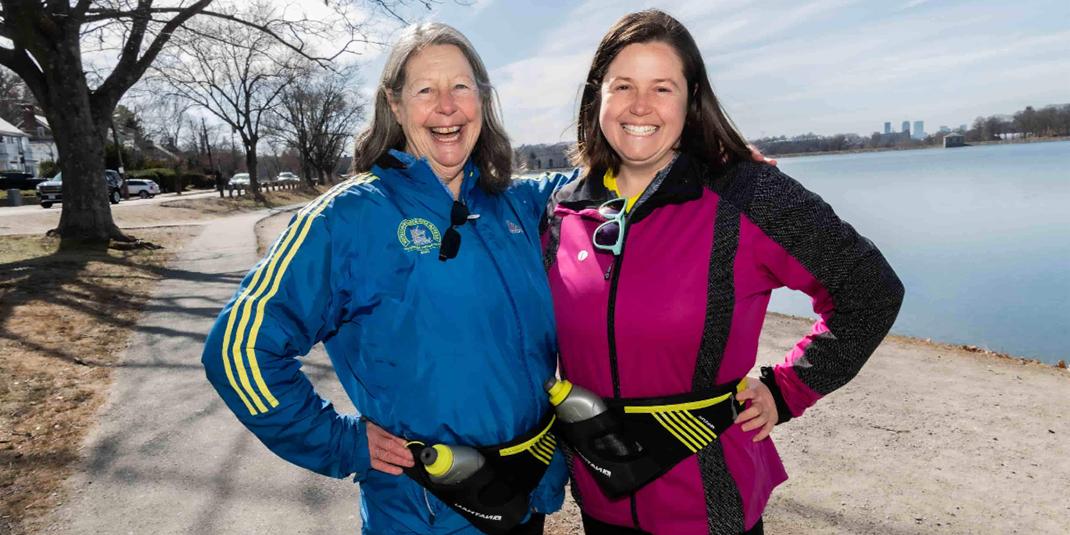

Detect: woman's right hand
366,420,415,475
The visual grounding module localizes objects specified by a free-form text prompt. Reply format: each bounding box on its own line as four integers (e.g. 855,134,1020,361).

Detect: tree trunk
45,36,127,244
244,142,265,203
301,157,314,188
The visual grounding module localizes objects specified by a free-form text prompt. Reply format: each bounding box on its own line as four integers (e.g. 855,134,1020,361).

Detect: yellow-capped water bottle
545,377,643,459
543,376,642,460
421,444,485,485
545,378,608,423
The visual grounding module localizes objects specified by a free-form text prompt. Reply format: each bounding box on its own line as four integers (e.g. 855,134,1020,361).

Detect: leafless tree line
0,0,428,244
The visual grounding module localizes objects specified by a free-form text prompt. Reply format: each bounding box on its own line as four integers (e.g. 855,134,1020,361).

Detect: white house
0,116,32,173
18,110,58,175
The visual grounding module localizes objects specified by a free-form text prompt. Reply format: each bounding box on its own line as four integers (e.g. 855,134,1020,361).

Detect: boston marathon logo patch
397,218,441,254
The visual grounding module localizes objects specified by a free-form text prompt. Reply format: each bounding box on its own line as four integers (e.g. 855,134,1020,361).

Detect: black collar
555,153,732,224
375,152,407,169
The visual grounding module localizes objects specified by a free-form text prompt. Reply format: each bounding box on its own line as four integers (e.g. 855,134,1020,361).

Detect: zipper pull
604,262,614,280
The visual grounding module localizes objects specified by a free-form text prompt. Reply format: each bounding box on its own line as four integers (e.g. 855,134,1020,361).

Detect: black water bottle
545,378,642,460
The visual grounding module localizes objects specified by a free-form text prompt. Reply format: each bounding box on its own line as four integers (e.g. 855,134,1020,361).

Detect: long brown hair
571,9,751,175
351,23,513,193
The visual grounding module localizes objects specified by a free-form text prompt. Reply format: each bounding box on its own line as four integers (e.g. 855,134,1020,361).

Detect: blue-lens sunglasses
592,197,628,256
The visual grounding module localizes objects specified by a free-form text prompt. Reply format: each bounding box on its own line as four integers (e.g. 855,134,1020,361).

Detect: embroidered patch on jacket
397,218,441,253
506,220,524,234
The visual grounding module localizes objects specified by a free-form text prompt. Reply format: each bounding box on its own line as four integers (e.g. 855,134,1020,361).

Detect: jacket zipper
604,223,640,529
423,488,436,525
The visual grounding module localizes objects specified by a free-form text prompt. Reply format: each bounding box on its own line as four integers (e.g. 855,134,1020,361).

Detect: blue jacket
201,150,573,534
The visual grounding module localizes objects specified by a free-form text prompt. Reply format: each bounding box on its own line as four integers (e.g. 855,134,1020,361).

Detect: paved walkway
43,209,362,534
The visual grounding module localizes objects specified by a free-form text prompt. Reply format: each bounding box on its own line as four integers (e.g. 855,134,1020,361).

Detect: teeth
431,126,461,134
622,124,657,136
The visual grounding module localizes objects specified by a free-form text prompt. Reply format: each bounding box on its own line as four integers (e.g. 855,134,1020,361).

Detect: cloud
899,0,932,10
356,1,1070,142
492,51,593,144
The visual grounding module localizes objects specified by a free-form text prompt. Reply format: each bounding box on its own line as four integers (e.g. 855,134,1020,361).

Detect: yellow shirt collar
602,168,641,213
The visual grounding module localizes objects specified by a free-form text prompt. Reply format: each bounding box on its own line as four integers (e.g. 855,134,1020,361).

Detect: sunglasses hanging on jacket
439,200,479,261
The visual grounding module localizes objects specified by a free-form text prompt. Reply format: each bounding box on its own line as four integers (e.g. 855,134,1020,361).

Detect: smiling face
598,41,688,178
389,44,483,182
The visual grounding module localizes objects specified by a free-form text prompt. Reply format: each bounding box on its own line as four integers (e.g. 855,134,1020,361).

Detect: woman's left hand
748,145,778,167
734,377,778,442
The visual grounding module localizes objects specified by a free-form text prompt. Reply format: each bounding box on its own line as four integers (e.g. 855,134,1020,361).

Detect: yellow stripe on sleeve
219,213,306,414
221,178,362,414
240,179,362,409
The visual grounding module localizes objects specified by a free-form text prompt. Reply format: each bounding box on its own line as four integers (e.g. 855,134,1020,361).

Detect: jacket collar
556,152,719,224
373,149,481,201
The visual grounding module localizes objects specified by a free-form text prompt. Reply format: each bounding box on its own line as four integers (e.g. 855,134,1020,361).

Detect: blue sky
358,0,1069,145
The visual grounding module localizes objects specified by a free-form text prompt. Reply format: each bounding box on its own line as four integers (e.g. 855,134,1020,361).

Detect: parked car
126,179,161,199
36,170,122,208
228,172,250,187
0,172,46,191
276,171,300,183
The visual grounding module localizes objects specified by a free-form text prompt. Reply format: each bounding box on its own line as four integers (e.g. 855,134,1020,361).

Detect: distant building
939,125,952,134
884,122,892,134
901,121,910,135
913,120,925,140
16,107,58,175
959,124,968,133
0,117,32,173
514,142,573,171
944,133,966,148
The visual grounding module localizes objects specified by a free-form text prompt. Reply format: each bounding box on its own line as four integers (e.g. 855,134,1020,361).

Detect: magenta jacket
543,155,904,533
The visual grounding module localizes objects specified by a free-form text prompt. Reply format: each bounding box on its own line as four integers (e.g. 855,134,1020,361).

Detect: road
0,189,219,219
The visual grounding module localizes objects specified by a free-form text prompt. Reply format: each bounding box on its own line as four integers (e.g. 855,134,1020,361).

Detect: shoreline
766,311,1067,370
768,136,1070,159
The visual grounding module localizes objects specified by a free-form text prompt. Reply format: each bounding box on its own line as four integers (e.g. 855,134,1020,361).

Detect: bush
182,172,212,189
128,168,180,192
39,160,59,178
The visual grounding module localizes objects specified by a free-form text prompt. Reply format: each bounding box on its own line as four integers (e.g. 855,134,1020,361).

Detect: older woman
543,10,904,535
202,23,570,534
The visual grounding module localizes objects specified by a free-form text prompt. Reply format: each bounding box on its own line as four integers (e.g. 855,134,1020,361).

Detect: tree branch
91,0,212,116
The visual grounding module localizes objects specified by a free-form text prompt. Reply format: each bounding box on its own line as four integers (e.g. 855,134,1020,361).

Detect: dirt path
756,315,1069,534
40,209,362,535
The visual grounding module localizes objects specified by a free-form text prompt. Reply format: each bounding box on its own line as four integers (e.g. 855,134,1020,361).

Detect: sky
354,0,1070,145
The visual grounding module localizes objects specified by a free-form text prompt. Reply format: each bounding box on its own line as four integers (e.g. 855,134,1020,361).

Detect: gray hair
352,22,513,193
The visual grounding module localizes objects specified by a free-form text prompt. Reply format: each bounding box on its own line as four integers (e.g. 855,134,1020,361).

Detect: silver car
228,172,250,187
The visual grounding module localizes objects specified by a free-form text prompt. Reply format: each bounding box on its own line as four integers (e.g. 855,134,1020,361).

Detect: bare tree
0,1,429,244
152,3,302,202
0,66,32,126
270,64,364,188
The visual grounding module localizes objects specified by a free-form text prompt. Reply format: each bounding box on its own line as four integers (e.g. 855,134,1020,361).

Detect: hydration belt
553,378,747,498
403,412,557,534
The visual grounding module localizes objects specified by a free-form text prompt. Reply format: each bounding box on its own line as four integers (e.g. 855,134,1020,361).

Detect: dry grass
161,188,320,215
0,227,199,535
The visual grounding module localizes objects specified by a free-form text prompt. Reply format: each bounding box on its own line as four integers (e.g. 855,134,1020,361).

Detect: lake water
772,141,1070,364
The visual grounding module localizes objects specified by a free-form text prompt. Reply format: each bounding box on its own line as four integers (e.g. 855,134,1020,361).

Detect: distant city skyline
355,0,1070,144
